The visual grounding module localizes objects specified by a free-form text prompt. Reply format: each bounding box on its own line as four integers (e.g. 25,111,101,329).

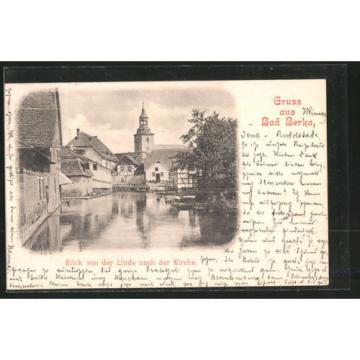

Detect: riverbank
61,189,112,201
155,190,238,215
193,199,238,214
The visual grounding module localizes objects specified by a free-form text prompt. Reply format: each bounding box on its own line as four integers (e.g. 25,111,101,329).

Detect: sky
58,83,238,153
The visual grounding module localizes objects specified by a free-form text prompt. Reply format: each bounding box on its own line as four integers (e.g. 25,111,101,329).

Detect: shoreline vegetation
171,110,238,215
159,190,238,215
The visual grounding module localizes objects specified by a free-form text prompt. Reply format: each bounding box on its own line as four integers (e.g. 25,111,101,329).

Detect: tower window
155,167,159,171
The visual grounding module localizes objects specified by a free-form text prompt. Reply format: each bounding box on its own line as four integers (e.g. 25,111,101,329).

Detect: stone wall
18,171,49,244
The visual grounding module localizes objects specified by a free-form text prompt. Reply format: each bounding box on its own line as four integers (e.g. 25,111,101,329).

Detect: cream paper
5,80,328,290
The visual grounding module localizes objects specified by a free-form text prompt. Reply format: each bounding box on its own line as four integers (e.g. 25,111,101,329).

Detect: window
146,137,149,143
84,163,89,170
121,166,124,172
54,177,57,192
128,166,132,172
93,164,97,171
155,167,159,171
75,149,85,155
121,178,125,183
152,172,155,177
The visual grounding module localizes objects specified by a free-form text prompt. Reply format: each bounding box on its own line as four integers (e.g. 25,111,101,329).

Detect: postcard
5,79,328,290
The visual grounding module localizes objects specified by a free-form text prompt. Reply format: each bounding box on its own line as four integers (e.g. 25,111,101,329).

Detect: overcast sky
59,84,237,153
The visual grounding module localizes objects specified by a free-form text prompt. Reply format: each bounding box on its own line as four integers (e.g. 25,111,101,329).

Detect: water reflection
24,192,238,253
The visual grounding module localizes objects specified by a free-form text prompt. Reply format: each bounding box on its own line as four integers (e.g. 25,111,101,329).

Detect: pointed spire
141,101,147,117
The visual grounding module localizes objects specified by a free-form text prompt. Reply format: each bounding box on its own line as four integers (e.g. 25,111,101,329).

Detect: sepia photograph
15,84,238,254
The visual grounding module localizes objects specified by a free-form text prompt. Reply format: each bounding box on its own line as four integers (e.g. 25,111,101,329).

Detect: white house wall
82,147,102,163
145,162,169,182
90,162,112,187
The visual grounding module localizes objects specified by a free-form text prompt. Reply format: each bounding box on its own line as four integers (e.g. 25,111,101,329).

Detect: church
115,103,191,189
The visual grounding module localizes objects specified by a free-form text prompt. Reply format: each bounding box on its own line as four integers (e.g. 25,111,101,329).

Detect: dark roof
67,131,118,162
61,146,114,173
115,152,143,166
134,164,145,176
60,146,91,161
60,146,80,159
61,158,93,177
144,146,188,170
17,90,62,147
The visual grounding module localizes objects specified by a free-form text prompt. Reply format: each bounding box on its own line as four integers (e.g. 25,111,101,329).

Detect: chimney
76,128,80,139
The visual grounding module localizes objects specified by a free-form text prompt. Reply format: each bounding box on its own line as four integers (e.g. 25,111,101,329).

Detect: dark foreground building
17,89,64,244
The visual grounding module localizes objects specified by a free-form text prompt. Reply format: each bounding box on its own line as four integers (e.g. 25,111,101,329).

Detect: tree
173,110,237,199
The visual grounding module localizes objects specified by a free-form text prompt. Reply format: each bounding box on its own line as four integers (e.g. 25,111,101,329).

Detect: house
60,146,93,198
169,168,198,190
143,145,187,186
67,130,118,191
114,153,145,186
17,89,65,244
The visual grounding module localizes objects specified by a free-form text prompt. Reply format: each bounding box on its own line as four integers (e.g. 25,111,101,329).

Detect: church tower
134,103,154,159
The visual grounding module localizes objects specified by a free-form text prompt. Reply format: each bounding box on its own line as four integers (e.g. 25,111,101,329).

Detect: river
24,192,238,253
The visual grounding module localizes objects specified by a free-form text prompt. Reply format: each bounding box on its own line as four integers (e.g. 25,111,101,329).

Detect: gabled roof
60,146,81,159
144,146,188,171
61,158,93,177
17,90,62,147
115,152,143,166
61,146,113,173
67,131,118,162
60,145,91,161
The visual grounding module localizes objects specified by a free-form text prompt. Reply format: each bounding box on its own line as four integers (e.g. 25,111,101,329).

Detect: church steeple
138,102,150,131
141,101,146,117
134,102,154,159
